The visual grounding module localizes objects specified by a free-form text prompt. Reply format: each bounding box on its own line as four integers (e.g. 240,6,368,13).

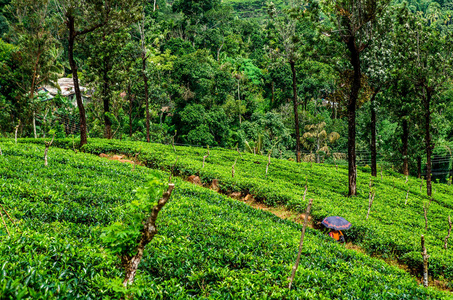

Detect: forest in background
1,0,453,191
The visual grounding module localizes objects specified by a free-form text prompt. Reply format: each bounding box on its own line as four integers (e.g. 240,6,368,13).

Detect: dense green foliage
20,138,453,284
0,140,450,298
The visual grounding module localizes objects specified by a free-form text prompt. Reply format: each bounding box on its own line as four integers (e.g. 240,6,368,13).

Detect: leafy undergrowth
17,138,453,284
0,141,450,299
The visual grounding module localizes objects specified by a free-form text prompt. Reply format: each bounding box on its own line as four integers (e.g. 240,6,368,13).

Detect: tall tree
322,0,390,195
54,0,140,145
267,2,306,162
393,6,453,196
8,0,59,137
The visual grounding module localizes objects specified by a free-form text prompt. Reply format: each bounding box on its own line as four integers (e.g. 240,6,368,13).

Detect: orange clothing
329,230,343,241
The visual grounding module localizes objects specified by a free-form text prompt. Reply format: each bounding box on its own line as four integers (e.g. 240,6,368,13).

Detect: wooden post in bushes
203,146,210,168
421,235,429,287
232,158,237,178
405,175,408,184
405,188,410,205
444,215,452,250
366,191,375,220
44,134,55,167
121,183,175,287
14,123,20,144
0,147,2,155
265,151,271,178
288,198,313,290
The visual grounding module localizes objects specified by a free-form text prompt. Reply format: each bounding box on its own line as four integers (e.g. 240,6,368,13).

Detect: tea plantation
21,138,453,283
0,140,451,298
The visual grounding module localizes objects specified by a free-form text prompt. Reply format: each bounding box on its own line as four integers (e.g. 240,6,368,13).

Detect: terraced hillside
0,140,450,298
20,138,453,285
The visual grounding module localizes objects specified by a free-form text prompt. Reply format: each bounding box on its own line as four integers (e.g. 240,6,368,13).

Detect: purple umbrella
322,216,351,230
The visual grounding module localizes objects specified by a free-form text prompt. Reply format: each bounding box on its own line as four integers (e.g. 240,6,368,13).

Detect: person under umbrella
322,216,351,243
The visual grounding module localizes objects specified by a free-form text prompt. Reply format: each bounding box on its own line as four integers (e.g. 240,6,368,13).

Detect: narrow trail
99,153,452,293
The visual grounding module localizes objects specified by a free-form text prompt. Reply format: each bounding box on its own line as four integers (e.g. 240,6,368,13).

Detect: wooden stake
265,151,271,178
172,130,177,152
44,133,55,167
405,175,408,184
444,215,452,250
288,198,313,290
366,191,375,220
15,123,20,144
0,147,2,155
232,158,237,178
121,183,175,287
202,146,210,168
421,235,430,287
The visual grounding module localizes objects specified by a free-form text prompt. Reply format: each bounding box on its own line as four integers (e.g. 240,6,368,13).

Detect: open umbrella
322,216,351,230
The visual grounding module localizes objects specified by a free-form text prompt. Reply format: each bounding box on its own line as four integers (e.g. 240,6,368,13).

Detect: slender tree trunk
402,118,409,176
425,89,433,197
290,60,301,163
143,53,150,142
102,49,112,139
370,90,378,177
67,15,88,146
128,83,133,137
346,37,361,196
33,111,37,138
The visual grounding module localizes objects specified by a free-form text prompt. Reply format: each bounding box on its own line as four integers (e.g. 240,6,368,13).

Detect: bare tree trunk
202,147,210,168
421,235,429,287
143,53,150,143
33,111,37,139
15,122,20,144
102,33,112,139
44,134,55,167
121,183,175,287
290,60,301,163
366,191,375,220
424,89,433,197
288,198,313,290
66,15,89,146
128,83,133,137
139,16,150,143
370,90,378,177
402,119,409,176
346,36,361,196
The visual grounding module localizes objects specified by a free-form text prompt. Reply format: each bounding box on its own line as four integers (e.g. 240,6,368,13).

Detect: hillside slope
0,140,449,298
26,138,453,285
